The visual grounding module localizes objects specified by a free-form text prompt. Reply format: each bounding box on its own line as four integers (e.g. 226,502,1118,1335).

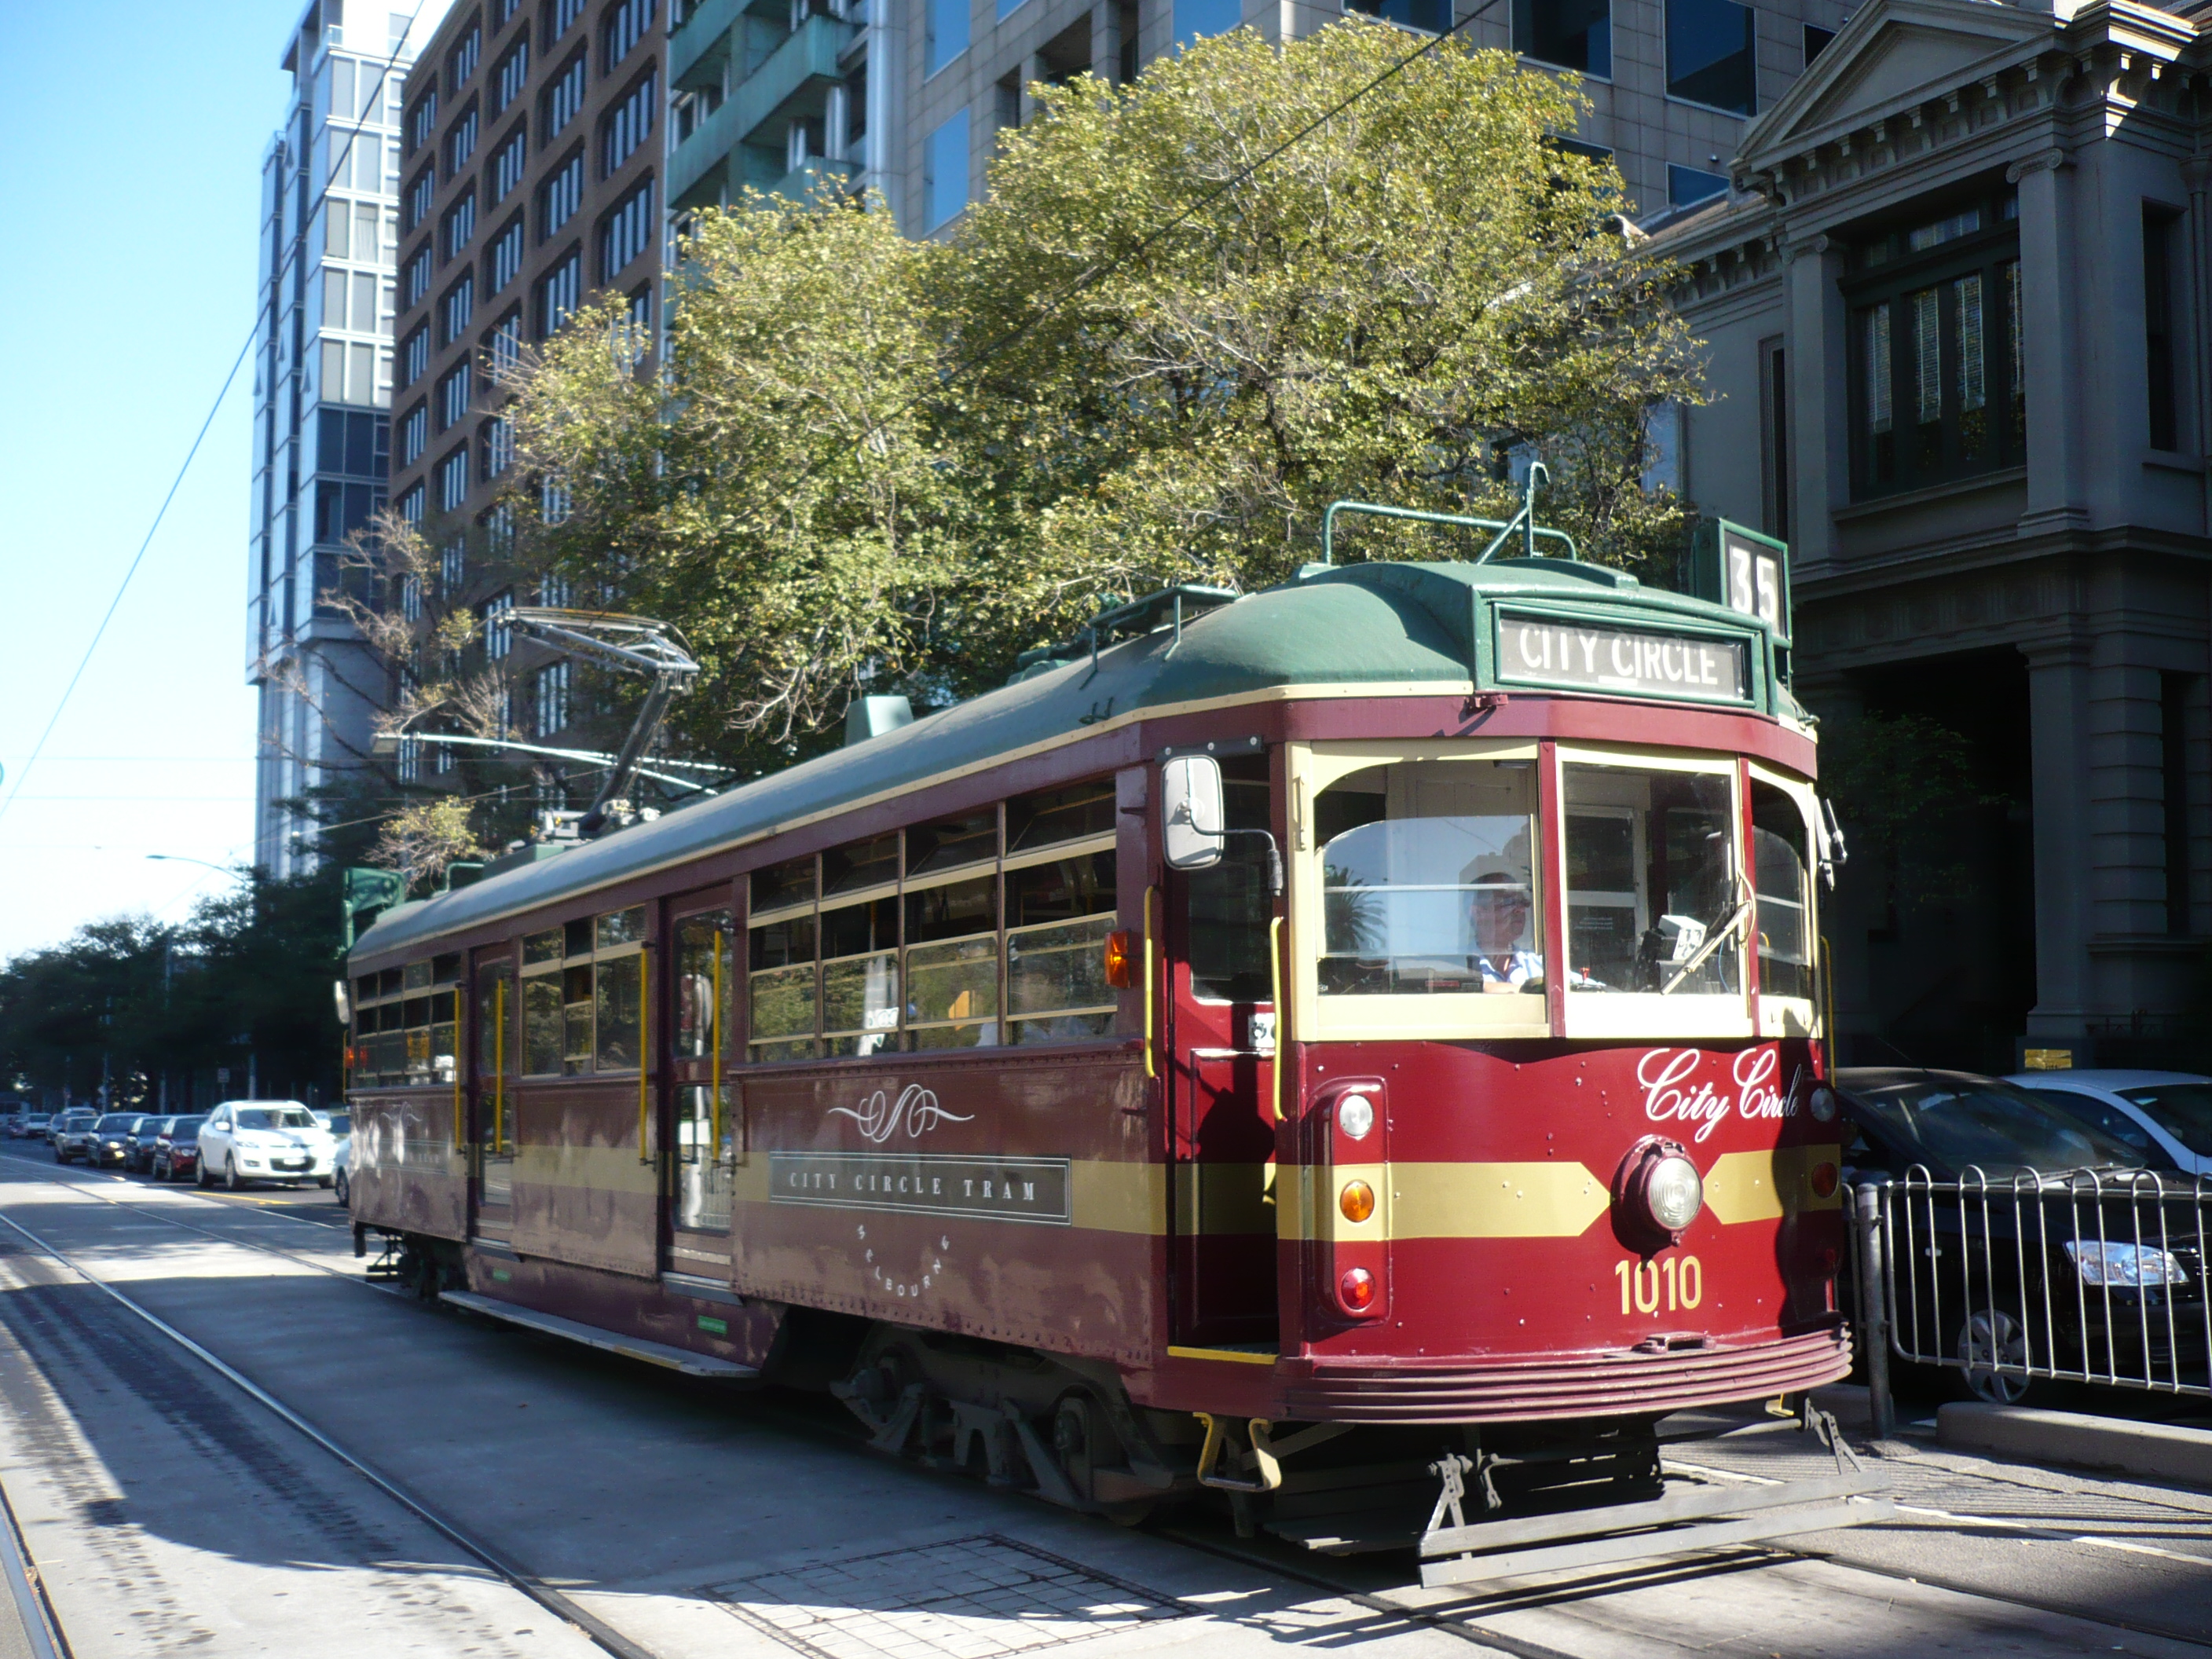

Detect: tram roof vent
844,694,914,746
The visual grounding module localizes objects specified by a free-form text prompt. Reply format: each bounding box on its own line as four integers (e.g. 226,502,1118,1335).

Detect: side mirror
1161,754,1226,871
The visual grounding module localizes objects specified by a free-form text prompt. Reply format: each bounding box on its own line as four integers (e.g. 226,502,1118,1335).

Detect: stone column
1091,0,1122,82
2183,156,2212,534
2023,637,2095,1037
2009,148,2086,535
1784,233,1848,580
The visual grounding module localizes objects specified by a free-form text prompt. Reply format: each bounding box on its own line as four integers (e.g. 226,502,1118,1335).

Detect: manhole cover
709,1533,1187,1659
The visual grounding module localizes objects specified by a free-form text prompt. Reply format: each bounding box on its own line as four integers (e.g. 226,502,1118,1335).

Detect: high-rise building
251,0,457,878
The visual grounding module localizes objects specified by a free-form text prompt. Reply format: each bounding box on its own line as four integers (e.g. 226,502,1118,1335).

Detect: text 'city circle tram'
342,481,1886,1580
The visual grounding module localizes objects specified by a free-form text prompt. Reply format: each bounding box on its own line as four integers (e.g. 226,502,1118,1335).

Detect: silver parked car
2005,1069,2212,1179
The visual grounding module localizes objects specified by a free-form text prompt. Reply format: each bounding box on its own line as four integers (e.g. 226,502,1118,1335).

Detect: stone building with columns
1654,0,2212,1068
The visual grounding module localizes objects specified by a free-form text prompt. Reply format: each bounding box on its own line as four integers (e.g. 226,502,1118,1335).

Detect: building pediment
1741,0,2060,168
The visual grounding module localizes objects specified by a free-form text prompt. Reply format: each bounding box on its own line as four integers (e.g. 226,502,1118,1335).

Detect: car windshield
2119,1085,2212,1157
2020,1090,2177,1170
235,1108,317,1131
1848,1075,2145,1176
168,1119,203,1138
94,1115,136,1133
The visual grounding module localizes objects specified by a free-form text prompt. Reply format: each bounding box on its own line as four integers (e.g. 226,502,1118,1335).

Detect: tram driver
1467,871,1540,991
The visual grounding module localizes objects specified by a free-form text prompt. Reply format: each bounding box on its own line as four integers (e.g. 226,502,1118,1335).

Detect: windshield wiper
1660,898,1752,996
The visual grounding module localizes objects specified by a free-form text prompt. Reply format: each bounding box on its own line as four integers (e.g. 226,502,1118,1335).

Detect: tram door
470,950,515,1240
661,895,736,1279
1164,754,1281,1350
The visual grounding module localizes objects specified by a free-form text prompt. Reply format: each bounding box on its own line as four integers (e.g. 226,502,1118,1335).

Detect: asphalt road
0,1141,2209,1659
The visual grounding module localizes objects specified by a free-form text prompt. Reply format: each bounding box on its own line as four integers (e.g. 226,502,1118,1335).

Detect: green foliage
0,871,345,1108
506,22,1701,771
1818,710,1996,915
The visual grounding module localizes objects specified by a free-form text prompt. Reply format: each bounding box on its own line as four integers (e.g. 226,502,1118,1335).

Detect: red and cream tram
344,506,1851,1552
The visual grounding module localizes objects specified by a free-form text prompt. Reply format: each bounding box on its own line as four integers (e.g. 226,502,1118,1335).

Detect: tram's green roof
350,557,1777,964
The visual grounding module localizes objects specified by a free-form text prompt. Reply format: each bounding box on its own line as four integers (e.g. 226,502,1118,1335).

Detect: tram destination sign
768,1150,1073,1225
1496,613,1750,704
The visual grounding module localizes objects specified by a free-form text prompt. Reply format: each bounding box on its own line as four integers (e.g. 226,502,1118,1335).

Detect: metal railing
1851,1169,2212,1428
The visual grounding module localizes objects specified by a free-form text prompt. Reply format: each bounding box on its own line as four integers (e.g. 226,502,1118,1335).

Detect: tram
342,499,1856,1560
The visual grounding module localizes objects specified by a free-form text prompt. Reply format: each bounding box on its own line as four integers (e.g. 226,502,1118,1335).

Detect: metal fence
1851,1170,2212,1434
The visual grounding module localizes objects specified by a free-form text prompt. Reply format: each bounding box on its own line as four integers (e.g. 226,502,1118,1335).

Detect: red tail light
1810,1162,1839,1199
1339,1267,1375,1311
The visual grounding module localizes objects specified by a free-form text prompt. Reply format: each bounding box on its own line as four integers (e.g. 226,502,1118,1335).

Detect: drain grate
709,1533,1188,1659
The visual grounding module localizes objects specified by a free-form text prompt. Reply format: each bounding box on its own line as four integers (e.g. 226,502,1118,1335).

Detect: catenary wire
0,24,423,838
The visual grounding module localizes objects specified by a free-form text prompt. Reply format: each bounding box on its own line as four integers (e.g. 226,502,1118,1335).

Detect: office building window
485,415,515,478
1848,196,2023,498
2147,207,2181,452
541,478,572,526
441,537,466,594
401,573,423,621
552,0,588,35
1173,0,1239,45
492,126,529,202
542,151,584,237
535,660,572,735
405,167,435,232
601,178,654,280
445,189,478,258
1667,165,1728,208
924,109,969,232
402,325,430,387
1345,0,1449,31
540,253,582,334
497,0,523,24
491,217,526,292
1803,23,1834,64
604,71,657,174
605,0,655,68
442,273,476,345
450,23,482,87
1667,0,1755,115
546,53,588,138
404,244,431,308
438,362,474,430
1514,0,1609,76
844,65,867,149
447,102,479,172
489,309,526,374
401,402,428,465
398,482,426,523
397,735,423,782
408,92,438,155
323,266,394,333
926,0,968,75
495,40,530,113
484,590,515,659
483,502,516,558
439,447,472,511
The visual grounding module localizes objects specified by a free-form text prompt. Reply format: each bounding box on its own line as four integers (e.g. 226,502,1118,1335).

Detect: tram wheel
1954,1308,2034,1405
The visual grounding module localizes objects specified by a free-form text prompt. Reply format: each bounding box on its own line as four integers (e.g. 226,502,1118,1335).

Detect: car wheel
196,1159,210,1189
225,1158,241,1191
335,1170,350,1208
51,1145,61,1163
1956,1308,2034,1405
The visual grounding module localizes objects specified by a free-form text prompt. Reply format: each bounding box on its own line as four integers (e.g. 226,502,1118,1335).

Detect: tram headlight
1809,1086,1838,1123
1613,1138,1703,1249
1339,1180,1375,1224
1336,1094,1375,1141
1646,1156,1704,1232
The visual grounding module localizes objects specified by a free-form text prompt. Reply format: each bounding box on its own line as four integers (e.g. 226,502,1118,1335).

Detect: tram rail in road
2,1144,2211,1658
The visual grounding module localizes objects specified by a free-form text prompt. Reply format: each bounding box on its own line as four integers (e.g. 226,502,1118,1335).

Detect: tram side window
1317,759,1540,997
522,927,563,1075
1749,781,1814,1001
675,912,731,1060
1007,850,1117,1042
749,855,819,1061
1188,756,1274,1002
1563,764,1740,994
906,873,1000,1048
822,894,899,1057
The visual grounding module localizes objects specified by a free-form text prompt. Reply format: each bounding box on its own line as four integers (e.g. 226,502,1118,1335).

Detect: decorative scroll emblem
827,1083,972,1144
1635,1047,1796,1144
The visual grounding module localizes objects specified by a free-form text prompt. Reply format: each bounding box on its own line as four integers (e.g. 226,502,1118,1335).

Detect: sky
0,5,345,961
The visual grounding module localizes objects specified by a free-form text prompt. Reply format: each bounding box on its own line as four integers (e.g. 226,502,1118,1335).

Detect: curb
1938,1401,2212,1488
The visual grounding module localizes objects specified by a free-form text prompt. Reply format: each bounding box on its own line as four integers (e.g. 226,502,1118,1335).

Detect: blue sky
0,5,315,960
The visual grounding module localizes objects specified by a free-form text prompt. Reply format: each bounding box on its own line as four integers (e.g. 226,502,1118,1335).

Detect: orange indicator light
1102,930,1134,990
1339,1180,1375,1224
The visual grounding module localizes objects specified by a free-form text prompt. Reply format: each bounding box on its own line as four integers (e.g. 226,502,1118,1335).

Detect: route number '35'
1614,1255,1702,1315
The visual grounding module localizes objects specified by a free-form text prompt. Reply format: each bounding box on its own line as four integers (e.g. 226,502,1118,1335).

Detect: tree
504,22,1700,765
370,798,489,892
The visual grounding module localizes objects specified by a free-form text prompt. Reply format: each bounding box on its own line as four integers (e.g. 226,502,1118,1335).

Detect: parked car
331,1129,351,1208
152,1116,205,1184
125,1116,174,1174
14,1114,50,1141
195,1101,338,1190
2005,1070,2212,1181
50,1111,98,1163
1836,1067,2205,1404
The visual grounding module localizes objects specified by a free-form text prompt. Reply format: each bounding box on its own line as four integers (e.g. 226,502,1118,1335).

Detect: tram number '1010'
1614,1255,1702,1315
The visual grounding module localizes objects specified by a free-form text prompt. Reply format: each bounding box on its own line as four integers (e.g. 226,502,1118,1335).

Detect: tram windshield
1317,759,1540,996
1562,763,1740,995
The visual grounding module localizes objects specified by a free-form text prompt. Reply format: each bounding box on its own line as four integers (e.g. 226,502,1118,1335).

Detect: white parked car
196,1100,339,1191
2005,1069,2212,1178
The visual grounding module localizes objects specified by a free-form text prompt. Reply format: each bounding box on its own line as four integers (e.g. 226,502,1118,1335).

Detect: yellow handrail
712,925,725,1162
638,947,652,1166
1269,915,1285,1123
1143,884,1159,1081
451,987,463,1153
1820,934,1837,1065
493,975,507,1154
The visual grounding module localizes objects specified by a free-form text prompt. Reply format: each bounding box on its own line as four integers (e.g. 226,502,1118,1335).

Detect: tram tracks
2,1155,2210,1659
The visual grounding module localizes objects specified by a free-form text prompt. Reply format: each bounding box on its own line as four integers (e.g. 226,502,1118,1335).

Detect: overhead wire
0,22,425,837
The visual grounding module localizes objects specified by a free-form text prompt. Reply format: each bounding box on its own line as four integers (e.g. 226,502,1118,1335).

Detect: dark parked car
86,1115,145,1169
126,1116,174,1174
152,1117,205,1184
1837,1067,2207,1404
